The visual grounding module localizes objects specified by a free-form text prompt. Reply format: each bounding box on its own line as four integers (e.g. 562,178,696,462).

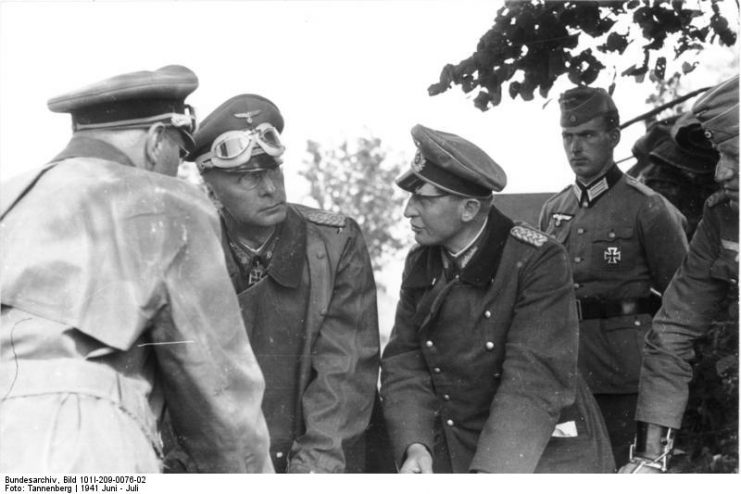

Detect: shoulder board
293,204,347,228
544,184,572,203
624,175,656,196
510,224,548,247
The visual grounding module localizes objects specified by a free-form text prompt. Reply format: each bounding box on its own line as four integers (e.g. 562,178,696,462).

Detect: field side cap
396,124,506,198
559,86,619,127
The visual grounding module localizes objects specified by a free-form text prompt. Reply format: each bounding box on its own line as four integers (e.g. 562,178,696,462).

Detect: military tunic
539,166,688,393
636,199,739,429
0,136,271,473
381,207,614,473
224,204,381,473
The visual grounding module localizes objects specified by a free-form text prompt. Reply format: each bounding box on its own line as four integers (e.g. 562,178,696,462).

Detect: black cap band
72,98,187,127
397,156,492,198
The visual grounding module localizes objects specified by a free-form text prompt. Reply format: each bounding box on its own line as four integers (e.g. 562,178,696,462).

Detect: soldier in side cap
180,94,384,473
621,75,739,473
538,86,689,466
0,67,272,473
380,124,614,473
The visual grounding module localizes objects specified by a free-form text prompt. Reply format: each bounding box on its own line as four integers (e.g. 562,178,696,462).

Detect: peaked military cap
48,65,199,150
559,86,620,128
692,75,739,145
190,94,284,164
396,124,506,198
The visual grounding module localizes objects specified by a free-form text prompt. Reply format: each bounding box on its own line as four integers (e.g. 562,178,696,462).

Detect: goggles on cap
199,123,285,171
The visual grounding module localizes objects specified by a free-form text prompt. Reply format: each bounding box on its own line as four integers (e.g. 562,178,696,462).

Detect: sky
2,0,737,196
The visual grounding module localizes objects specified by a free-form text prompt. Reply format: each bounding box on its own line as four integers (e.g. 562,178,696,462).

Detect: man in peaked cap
176,93,387,473
0,66,272,473
622,75,739,474
538,86,689,467
380,124,613,473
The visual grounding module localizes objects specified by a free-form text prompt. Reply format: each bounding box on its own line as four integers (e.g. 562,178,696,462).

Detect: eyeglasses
237,166,284,191
207,123,285,170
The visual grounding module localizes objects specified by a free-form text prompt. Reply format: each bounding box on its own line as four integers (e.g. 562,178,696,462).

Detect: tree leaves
430,0,737,111
298,137,408,277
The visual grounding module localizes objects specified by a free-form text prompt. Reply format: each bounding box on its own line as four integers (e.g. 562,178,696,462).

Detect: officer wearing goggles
173,94,386,473
0,66,272,473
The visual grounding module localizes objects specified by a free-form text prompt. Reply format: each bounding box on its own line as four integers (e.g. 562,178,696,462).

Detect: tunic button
574,283,580,289
574,257,582,263
608,232,616,239
634,320,641,327
577,228,585,234
485,341,495,351
493,372,501,379
484,310,492,319
425,340,434,348
276,451,284,459
433,367,441,374
446,419,455,427
455,274,460,280
443,394,451,401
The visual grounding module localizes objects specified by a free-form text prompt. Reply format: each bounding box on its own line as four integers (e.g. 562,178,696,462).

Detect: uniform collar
223,205,305,289
51,135,137,167
404,207,514,289
267,205,306,288
572,164,623,208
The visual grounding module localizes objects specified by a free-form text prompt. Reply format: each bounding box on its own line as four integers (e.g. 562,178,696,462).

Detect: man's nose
715,157,736,184
570,137,583,154
260,173,278,194
403,198,417,218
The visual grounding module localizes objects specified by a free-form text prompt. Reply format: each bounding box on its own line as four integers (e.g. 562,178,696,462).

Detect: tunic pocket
591,226,635,272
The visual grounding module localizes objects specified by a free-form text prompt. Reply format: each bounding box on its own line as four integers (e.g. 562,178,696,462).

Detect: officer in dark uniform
538,87,689,466
621,75,739,473
381,124,614,473
170,94,385,473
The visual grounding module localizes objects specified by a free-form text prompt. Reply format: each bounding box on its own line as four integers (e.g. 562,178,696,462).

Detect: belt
0,358,160,452
576,296,660,321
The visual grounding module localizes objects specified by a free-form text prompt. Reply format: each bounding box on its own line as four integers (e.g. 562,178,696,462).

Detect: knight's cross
604,246,621,265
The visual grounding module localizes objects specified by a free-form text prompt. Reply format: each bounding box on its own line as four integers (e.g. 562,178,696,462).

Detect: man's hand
399,443,433,473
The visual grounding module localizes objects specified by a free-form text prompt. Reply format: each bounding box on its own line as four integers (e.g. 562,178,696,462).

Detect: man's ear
609,127,621,148
460,198,482,223
144,123,168,170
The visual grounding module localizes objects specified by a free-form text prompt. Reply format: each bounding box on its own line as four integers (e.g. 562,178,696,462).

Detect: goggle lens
214,134,253,160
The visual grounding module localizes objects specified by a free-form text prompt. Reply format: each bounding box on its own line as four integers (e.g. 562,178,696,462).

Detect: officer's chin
413,231,436,247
